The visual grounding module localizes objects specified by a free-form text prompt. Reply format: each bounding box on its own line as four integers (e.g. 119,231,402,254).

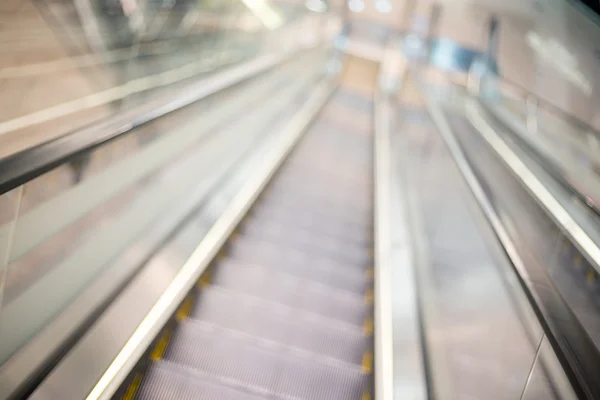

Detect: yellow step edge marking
122,372,143,400
198,270,212,288
587,269,596,284
361,390,372,400
230,232,240,241
363,316,373,336
365,268,374,280
367,247,374,257
150,329,172,361
574,254,582,267
176,295,195,321
361,351,373,374
364,288,374,304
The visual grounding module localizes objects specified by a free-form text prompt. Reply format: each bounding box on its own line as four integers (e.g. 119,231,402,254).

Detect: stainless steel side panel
398,77,558,399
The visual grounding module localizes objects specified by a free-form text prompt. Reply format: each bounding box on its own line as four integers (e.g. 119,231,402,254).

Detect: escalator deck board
134,88,374,400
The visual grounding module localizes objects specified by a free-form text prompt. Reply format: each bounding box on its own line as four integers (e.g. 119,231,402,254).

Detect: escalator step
136,361,265,400
251,196,371,229
211,259,366,324
270,171,372,195
248,206,371,245
214,257,365,296
236,225,370,267
239,219,369,265
191,286,365,337
256,191,371,220
163,321,367,400
179,314,367,364
227,238,367,293
261,176,371,205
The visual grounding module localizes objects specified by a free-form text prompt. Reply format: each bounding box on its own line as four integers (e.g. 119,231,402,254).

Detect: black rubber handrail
0,110,141,196
0,54,281,196
498,76,600,143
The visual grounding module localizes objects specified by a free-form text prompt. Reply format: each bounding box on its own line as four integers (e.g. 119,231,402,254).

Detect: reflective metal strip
373,92,395,400
424,92,577,400
465,99,600,275
374,45,426,400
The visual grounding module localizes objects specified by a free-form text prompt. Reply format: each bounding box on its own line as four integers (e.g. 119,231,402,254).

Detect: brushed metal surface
401,98,556,399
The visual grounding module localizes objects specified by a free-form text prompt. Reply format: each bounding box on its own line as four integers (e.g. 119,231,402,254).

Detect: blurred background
1,1,600,400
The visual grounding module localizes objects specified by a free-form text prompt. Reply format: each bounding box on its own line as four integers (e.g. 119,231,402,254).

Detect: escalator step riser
260,179,372,204
252,197,372,226
235,232,370,267
273,170,372,190
281,164,371,185
208,270,367,327
177,318,367,365
267,171,371,190
249,205,372,237
268,175,372,196
291,139,372,157
212,259,365,306
191,287,365,336
258,189,372,214
240,220,369,260
244,213,372,246
271,166,372,184
226,241,367,293
215,257,366,294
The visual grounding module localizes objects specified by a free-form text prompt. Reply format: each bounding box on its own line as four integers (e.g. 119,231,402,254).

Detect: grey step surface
244,209,372,245
162,321,367,400
214,257,366,297
189,289,367,364
237,220,370,267
136,361,266,400
249,204,371,242
210,259,367,326
226,238,368,293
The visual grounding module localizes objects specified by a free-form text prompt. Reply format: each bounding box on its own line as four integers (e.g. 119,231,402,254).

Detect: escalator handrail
494,75,600,144
0,52,294,196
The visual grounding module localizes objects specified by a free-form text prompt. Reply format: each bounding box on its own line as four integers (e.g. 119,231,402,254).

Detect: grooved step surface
248,207,371,245
137,83,374,399
163,323,367,400
226,239,368,293
191,285,365,336
211,259,367,326
137,362,265,400
237,221,370,268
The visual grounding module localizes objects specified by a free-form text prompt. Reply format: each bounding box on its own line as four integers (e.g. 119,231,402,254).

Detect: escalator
110,62,377,400
4,27,595,400
417,74,599,399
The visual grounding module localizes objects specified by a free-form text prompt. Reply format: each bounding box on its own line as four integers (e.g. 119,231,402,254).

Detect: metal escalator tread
136,89,373,400
210,259,367,326
137,362,265,400
190,288,367,364
226,240,369,292
163,323,366,400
